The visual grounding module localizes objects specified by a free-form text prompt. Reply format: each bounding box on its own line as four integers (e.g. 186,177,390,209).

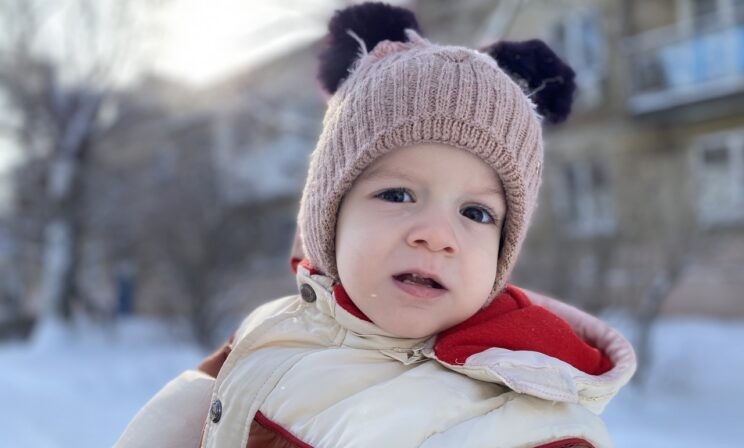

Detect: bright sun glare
156,0,331,85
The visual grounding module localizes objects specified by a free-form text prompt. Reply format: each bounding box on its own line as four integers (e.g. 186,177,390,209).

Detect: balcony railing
624,8,744,115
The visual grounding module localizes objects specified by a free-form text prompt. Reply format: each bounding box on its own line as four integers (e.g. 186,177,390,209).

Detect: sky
152,0,341,86
151,0,410,85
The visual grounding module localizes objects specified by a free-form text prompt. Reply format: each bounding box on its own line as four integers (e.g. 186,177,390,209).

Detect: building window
557,158,616,237
679,0,744,28
692,0,719,28
549,8,606,109
692,130,744,225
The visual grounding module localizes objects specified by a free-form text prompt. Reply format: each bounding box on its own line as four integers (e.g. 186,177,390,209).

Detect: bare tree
138,122,267,346
0,0,164,323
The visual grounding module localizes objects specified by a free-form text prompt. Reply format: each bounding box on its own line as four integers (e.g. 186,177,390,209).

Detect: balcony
624,10,744,119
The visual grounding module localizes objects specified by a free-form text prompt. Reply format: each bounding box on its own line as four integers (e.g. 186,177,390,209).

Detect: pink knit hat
293,2,576,302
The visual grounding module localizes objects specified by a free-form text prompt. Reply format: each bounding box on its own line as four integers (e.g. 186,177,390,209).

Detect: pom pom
483,39,576,125
317,2,421,94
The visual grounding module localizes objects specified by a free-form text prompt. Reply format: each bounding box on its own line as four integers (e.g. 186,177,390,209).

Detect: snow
0,315,742,447
602,317,744,447
0,316,204,448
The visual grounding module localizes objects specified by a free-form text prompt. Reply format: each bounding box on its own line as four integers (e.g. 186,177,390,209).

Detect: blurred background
0,0,742,446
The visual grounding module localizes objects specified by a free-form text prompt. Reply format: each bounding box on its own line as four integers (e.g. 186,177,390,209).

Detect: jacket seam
240,349,322,448
417,392,519,446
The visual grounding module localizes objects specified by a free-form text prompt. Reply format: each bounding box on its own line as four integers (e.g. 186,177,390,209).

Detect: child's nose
405,211,459,255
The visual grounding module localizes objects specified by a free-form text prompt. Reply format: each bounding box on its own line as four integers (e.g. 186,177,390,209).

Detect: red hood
292,257,612,376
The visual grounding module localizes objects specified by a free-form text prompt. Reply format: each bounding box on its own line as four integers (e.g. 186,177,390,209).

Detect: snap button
210,399,222,423
300,284,316,303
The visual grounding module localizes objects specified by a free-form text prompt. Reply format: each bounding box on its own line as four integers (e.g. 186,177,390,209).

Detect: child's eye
375,188,414,203
461,205,497,224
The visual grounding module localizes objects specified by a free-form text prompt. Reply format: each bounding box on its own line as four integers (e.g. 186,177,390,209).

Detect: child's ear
480,39,577,125
317,2,422,95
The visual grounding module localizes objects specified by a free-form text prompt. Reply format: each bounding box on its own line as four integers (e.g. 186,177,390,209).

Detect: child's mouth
392,273,448,299
393,272,447,295
392,273,446,290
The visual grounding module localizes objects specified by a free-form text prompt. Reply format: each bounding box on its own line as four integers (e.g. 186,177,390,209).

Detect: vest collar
295,260,433,352
292,258,635,409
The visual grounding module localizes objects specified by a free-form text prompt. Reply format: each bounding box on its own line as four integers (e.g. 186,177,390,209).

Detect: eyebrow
359,165,416,183
360,166,505,197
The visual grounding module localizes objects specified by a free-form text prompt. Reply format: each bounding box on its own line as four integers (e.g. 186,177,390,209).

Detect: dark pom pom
317,2,421,94
483,39,576,125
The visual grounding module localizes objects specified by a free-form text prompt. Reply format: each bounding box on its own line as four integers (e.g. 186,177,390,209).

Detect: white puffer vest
115,262,636,448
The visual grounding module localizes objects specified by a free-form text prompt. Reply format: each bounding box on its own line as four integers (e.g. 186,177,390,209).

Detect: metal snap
300,283,317,303
210,399,222,423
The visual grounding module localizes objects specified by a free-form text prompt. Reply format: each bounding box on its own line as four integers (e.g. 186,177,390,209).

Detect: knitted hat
295,2,576,302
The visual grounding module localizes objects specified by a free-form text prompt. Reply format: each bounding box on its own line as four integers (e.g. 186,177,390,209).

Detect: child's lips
392,270,448,290
392,276,448,299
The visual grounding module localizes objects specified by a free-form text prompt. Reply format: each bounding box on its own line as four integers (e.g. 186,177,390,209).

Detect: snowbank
0,316,204,447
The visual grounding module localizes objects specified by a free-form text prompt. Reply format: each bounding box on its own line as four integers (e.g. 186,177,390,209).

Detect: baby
116,3,636,447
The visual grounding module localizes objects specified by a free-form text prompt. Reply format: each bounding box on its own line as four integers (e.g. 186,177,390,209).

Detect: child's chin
383,322,436,339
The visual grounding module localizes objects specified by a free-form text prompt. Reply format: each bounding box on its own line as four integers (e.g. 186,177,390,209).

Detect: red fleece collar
293,258,612,375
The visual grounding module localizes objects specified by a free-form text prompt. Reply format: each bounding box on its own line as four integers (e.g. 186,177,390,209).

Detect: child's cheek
369,200,418,224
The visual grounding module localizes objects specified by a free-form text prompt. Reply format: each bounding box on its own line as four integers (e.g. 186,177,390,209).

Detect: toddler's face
335,143,506,338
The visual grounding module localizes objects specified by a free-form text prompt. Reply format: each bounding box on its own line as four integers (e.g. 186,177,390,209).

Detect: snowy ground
0,317,205,448
602,316,744,447
0,314,742,447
